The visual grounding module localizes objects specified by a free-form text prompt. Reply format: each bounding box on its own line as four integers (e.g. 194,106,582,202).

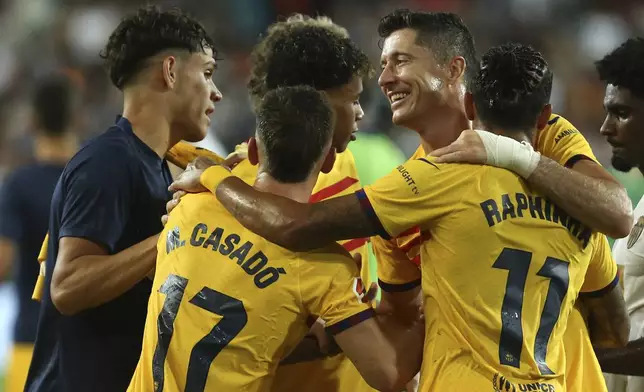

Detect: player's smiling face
172,46,222,143
600,84,644,172
379,28,449,129
324,75,365,153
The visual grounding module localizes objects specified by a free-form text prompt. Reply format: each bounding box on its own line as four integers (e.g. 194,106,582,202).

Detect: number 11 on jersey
493,248,570,375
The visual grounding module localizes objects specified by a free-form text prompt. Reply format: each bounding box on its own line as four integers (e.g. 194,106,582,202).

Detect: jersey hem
355,189,391,240
378,279,421,293
579,274,619,298
325,308,376,335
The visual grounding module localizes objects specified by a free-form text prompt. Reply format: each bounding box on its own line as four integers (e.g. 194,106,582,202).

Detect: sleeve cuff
378,278,422,293
579,274,620,298
355,189,391,240
200,165,232,193
564,154,594,168
325,308,376,335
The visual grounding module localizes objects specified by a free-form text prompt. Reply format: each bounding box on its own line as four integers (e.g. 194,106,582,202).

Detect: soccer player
24,6,221,392
212,15,379,392
173,43,627,390
593,37,644,391
0,74,80,392
178,10,631,392
129,85,422,392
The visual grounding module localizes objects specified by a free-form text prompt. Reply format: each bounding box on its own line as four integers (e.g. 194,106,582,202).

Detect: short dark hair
471,43,552,132
100,5,215,90
256,85,334,183
596,37,644,100
32,74,78,136
248,14,373,109
378,9,478,87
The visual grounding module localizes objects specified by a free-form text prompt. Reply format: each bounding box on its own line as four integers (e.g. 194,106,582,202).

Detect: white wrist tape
473,129,541,178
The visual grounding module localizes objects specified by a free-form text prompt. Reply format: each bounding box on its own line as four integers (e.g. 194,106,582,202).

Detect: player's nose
599,115,614,137
211,84,223,102
378,65,396,89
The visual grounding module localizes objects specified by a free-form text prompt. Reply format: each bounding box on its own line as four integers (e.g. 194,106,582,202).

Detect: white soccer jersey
613,195,644,314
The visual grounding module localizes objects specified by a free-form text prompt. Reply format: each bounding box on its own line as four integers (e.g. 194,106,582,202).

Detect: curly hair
256,85,334,183
596,37,644,100
471,43,552,132
100,5,215,90
248,14,373,109
378,9,478,88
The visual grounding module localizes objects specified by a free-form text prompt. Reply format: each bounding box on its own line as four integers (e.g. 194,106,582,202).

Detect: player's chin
183,126,208,143
611,154,635,172
334,138,351,153
391,111,410,127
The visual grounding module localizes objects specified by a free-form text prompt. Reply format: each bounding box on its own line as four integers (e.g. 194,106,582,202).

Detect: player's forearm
583,287,630,348
527,156,632,238
215,177,375,251
596,338,644,376
52,235,158,315
376,315,425,390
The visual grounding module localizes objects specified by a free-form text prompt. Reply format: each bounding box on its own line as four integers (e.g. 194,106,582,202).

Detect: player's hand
161,190,187,226
222,142,248,168
169,168,207,194
352,253,379,304
308,318,329,354
188,156,219,171
429,129,486,164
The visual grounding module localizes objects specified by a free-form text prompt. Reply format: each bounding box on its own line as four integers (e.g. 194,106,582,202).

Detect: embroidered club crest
627,216,644,249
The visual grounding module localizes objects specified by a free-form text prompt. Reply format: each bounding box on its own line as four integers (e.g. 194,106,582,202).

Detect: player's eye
204,70,213,78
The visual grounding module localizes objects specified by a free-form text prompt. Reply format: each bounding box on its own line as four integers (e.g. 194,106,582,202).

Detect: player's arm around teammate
429,125,633,239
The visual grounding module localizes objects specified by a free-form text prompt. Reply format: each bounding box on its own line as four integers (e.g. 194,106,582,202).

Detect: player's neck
482,126,533,145
414,107,470,153
122,92,174,158
34,133,78,164
253,172,316,204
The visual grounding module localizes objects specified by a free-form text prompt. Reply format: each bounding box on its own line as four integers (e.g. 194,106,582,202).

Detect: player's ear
162,55,178,89
248,137,259,166
536,104,552,130
464,92,476,122
448,56,466,84
320,148,337,174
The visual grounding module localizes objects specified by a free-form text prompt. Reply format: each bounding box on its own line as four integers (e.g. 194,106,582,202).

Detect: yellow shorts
271,354,375,392
5,343,34,392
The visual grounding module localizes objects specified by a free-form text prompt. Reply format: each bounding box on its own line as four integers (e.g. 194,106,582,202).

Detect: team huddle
5,3,644,392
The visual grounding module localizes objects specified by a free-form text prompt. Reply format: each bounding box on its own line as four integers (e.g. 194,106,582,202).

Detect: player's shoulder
537,113,580,143
407,155,482,175
231,159,258,185
68,127,135,172
301,242,356,267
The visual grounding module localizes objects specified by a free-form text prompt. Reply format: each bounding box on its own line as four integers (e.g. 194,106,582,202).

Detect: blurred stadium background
0,0,643,387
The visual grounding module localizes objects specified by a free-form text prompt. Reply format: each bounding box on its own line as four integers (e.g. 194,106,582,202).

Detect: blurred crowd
1,0,644,377
0,0,644,167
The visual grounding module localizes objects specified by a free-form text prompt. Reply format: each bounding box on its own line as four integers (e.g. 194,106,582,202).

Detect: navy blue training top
0,163,64,343
25,117,172,392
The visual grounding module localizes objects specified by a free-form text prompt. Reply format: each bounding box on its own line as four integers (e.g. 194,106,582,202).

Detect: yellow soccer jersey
534,114,599,168
374,114,606,390
233,151,375,392
377,114,600,286
128,193,373,392
360,156,618,391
